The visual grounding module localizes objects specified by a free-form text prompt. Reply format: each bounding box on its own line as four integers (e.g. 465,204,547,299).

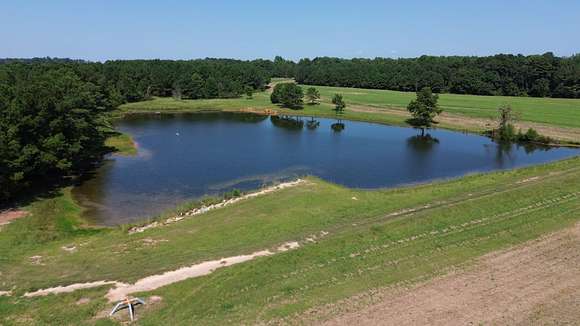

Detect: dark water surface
73,113,579,225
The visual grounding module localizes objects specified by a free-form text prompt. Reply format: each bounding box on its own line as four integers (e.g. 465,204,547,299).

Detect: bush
498,123,517,142
516,128,552,144
270,83,303,109
224,189,242,200
518,128,540,141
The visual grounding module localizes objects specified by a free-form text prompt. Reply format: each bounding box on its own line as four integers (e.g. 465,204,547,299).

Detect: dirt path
106,241,300,302
23,281,121,298
0,209,27,227
347,104,580,143
23,241,302,302
315,222,580,326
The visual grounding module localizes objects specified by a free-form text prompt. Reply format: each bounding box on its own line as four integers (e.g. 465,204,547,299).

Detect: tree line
0,58,280,201
294,53,580,98
2,52,577,200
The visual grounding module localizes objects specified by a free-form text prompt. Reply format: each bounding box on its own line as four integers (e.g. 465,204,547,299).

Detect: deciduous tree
407,87,442,134
270,83,304,108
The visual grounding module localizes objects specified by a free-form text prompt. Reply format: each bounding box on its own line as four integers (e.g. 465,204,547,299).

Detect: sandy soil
24,281,121,297
106,241,300,302
347,104,580,143
22,241,302,302
312,222,580,326
0,209,27,226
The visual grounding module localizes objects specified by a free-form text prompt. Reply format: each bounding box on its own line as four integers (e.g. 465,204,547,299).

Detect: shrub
270,83,303,108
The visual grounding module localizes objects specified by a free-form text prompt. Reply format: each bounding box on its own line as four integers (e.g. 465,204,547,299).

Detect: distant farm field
310,85,580,129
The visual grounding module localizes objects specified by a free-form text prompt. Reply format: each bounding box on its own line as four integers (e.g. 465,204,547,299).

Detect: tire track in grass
266,205,580,325
259,191,579,313
275,189,579,282
318,165,580,238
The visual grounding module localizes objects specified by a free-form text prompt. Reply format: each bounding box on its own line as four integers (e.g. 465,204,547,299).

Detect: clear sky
1,0,579,61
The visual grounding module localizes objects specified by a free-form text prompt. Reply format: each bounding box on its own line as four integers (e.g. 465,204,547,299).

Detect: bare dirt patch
24,281,121,298
0,209,27,226
313,223,580,326
75,297,91,305
21,240,303,302
106,241,300,302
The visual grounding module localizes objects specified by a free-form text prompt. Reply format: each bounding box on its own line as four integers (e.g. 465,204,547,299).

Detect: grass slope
1,157,579,325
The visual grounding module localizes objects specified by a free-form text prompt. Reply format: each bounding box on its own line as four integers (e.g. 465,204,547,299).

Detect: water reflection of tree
122,112,268,126
518,142,551,154
192,112,268,123
331,119,345,132
72,159,116,223
270,115,304,130
406,134,440,152
227,113,269,123
405,133,440,177
496,141,515,167
306,117,320,130
486,140,552,168
483,141,515,168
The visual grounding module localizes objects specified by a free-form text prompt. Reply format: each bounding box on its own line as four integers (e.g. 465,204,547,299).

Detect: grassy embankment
105,133,138,156
119,82,580,144
1,157,579,324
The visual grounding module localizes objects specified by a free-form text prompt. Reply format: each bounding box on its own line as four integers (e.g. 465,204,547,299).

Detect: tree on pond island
407,87,442,134
270,83,304,109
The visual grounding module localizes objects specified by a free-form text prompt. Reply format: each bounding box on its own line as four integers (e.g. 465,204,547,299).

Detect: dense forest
0,58,275,201
1,53,579,201
295,53,580,98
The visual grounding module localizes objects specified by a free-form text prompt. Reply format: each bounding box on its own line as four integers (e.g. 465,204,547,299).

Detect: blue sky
1,0,579,61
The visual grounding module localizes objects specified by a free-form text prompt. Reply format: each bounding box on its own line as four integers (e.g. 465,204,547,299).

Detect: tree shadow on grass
275,103,304,110
1,147,115,212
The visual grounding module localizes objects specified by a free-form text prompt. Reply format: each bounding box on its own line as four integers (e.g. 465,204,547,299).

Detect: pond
73,112,579,225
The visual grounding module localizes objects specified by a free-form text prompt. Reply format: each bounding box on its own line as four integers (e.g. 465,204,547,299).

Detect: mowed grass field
312,85,580,128
1,157,579,325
